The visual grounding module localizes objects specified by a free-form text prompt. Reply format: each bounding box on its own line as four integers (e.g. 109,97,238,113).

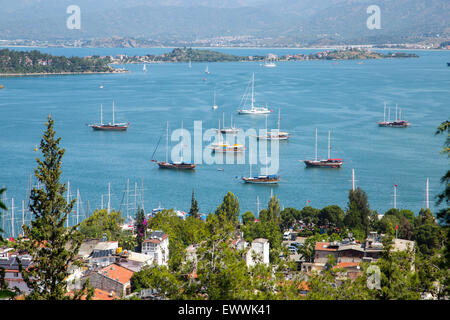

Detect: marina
0,47,448,232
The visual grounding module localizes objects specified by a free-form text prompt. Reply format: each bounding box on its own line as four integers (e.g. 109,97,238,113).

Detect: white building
246,238,270,267
142,231,169,266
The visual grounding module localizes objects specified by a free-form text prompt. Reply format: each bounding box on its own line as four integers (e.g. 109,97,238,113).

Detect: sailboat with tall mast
238,73,272,115
212,89,218,110
152,121,196,170
205,65,210,74
302,129,343,168
218,112,240,134
143,64,147,72
377,103,410,127
88,101,129,131
242,146,279,184
257,109,289,140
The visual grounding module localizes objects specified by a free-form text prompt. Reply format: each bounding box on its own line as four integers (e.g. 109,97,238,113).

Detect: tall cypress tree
189,189,199,219
18,115,92,300
135,207,146,252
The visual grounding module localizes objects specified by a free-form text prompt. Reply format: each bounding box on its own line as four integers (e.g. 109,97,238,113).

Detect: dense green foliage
17,116,93,300
131,195,300,300
79,209,124,240
0,49,113,74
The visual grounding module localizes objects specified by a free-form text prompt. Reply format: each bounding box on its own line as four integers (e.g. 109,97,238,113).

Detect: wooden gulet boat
88,102,129,131
152,121,196,170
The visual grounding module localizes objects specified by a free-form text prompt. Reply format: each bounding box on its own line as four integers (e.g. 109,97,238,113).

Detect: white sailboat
263,60,277,68
212,89,218,110
238,73,272,115
257,109,289,140
217,112,240,134
143,64,147,72
205,65,210,74
189,60,192,69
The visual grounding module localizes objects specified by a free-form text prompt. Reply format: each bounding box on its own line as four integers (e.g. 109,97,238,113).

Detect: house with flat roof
246,238,270,267
142,231,169,266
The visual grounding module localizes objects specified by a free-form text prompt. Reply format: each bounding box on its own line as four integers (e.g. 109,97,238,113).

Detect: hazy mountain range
1,0,449,45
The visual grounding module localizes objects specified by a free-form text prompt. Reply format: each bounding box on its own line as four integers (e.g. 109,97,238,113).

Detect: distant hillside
0,0,448,45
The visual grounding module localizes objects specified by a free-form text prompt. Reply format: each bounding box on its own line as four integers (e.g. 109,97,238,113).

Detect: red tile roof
315,242,337,252
99,264,134,284
334,262,360,269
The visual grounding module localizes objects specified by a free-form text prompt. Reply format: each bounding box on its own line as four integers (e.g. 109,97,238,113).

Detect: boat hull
90,125,128,131
238,110,271,115
377,121,410,128
242,176,279,184
304,160,343,168
157,162,196,170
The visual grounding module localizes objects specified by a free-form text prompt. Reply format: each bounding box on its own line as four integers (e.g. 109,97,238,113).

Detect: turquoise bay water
0,47,449,236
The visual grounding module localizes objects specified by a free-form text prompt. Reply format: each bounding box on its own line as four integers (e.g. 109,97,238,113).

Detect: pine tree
215,192,240,226
17,115,93,300
344,187,371,239
189,189,199,219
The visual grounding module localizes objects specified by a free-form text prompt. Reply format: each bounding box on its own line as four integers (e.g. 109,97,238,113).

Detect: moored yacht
237,73,272,115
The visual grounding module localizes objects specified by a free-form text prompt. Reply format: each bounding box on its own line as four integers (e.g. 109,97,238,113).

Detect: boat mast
383,102,386,122
352,169,355,191
22,200,25,233
388,107,391,122
328,130,331,160
100,104,103,125
141,178,145,212
11,198,15,238
278,108,281,132
76,189,80,225
181,120,184,162
426,178,429,209
134,182,137,213
126,179,129,221
107,183,111,214
395,104,398,121
251,73,255,109
256,196,260,218
265,114,268,135
66,180,70,228
112,101,115,125
315,128,318,161
166,121,169,163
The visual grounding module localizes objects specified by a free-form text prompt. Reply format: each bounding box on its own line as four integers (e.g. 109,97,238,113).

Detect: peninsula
0,49,127,76
111,47,419,64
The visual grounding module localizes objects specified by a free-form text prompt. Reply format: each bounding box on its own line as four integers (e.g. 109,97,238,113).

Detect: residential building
246,238,270,267
0,250,32,294
87,263,134,298
142,231,169,266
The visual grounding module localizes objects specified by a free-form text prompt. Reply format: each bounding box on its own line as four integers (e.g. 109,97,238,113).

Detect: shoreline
0,71,129,77
1,45,447,52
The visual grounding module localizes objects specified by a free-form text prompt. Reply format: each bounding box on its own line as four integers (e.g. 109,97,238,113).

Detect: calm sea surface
0,47,449,236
